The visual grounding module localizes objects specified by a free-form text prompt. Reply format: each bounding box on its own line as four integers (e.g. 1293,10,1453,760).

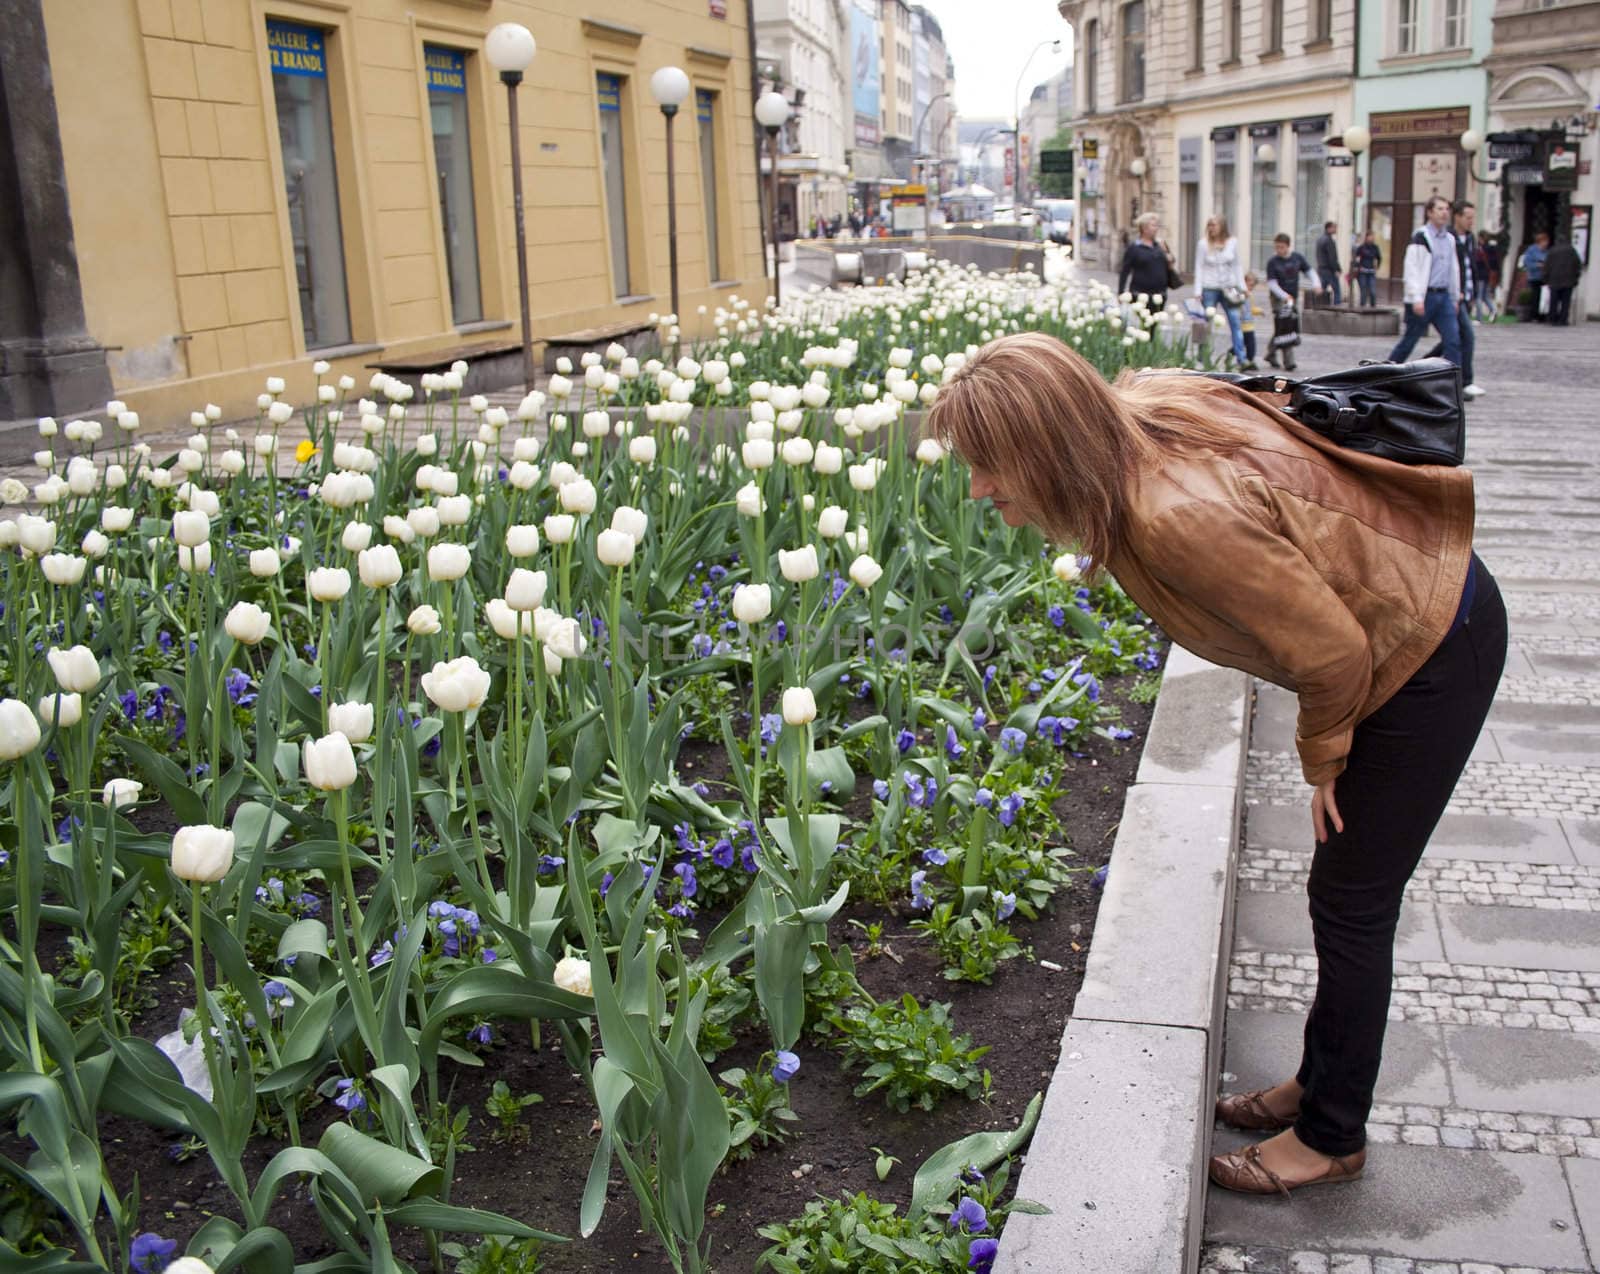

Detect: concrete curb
995,644,1252,1274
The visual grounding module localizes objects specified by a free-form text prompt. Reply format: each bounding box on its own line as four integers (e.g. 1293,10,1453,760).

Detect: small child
1239,272,1262,369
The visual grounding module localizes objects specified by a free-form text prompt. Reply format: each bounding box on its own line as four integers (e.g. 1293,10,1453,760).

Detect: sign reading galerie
424,46,466,95
266,20,325,78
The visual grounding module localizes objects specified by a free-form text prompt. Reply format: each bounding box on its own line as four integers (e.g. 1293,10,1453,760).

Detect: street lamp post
1013,39,1062,210
485,22,538,390
913,92,952,242
755,90,791,306
650,66,690,323
1343,124,1371,250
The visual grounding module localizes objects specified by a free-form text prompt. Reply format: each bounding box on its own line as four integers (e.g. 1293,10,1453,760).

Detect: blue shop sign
267,20,326,78
597,72,622,112
425,46,466,94
696,88,714,124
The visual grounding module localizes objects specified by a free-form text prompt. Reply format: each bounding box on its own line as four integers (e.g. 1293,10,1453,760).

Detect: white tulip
415,433,438,457
265,376,287,394
223,601,271,645
358,544,403,588
610,506,648,544
249,548,282,578
915,438,946,465
848,463,879,492
1052,553,1082,584
509,460,539,490
170,825,235,882
506,524,540,558
81,530,109,559
47,645,99,693
781,686,817,726
628,435,657,465
427,543,471,581
0,699,42,760
383,516,416,545
813,443,844,476
736,482,765,518
780,438,814,467
559,478,597,515
407,506,441,539
328,701,374,744
545,617,586,660
506,568,547,611
341,521,374,553
778,544,819,582
421,656,492,712
219,449,246,475
731,583,772,624
484,597,532,640
17,515,56,555
304,732,358,791
553,956,592,996
407,604,442,635
188,488,221,518
742,439,774,470
171,510,209,548
817,505,849,539
435,494,472,526
307,566,351,603
37,692,83,728
102,778,143,809
41,553,86,586
596,528,635,567
100,507,133,534
255,433,278,458
848,554,884,589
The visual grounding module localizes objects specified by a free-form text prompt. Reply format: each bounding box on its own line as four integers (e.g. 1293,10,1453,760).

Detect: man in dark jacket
1316,222,1343,306
1545,237,1584,326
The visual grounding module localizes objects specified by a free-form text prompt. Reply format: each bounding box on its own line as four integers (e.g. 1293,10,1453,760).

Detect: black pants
1550,286,1574,326
1293,554,1507,1156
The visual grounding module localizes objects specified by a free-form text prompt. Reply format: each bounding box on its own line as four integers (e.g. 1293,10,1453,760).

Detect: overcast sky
926,0,1076,121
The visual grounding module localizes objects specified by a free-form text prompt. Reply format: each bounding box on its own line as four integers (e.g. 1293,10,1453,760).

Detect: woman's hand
1311,779,1344,844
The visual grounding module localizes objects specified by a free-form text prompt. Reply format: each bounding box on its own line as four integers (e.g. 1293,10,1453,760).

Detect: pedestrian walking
1118,212,1178,309
1521,231,1550,321
1544,236,1583,326
1421,201,1485,399
1480,231,1502,319
1469,233,1493,321
1197,215,1251,369
1316,221,1343,306
930,329,1505,1201
1264,233,1322,371
1239,272,1264,368
1386,195,1461,367
1353,232,1382,308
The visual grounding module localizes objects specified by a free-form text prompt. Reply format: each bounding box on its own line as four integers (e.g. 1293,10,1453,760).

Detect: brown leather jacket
1107,382,1475,786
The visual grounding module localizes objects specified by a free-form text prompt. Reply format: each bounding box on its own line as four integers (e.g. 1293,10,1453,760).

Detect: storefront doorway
1364,108,1471,304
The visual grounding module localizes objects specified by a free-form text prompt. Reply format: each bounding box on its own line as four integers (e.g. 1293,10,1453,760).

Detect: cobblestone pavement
1203,318,1600,1274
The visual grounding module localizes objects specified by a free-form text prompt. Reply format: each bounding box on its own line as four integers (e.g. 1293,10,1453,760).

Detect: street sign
1326,154,1353,167
1490,141,1534,161
897,184,928,197
1081,139,1099,159
1040,149,1072,174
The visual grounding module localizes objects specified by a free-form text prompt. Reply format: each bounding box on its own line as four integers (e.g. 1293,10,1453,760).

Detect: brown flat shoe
1208,1143,1365,1197
1215,1089,1297,1132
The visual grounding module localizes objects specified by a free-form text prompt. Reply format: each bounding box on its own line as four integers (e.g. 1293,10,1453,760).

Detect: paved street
1202,316,1600,1273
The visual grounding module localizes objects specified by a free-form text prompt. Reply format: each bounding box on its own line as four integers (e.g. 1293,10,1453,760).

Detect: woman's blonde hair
1206,215,1231,243
927,331,1253,566
1136,211,1160,236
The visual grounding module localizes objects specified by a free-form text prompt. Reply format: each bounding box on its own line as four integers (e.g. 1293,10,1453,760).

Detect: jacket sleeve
1118,246,1133,295
1139,499,1372,785
1402,242,1430,304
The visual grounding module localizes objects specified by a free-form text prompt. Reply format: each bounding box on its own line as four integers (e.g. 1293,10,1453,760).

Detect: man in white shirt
1386,195,1462,368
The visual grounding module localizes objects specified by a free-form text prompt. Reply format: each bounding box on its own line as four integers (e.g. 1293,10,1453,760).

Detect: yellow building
7,0,767,424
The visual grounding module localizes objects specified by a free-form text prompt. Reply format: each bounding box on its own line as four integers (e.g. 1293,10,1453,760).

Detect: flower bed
0,259,1194,1273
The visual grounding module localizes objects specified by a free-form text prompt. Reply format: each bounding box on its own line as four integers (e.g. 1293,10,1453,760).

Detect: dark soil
44,669,1158,1272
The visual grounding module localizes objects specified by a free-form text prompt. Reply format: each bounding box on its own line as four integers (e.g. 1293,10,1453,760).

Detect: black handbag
1205,357,1465,466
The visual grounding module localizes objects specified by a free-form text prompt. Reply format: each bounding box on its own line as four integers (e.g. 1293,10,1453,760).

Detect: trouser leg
1293,557,1507,1156
1457,303,1475,384
1388,307,1429,362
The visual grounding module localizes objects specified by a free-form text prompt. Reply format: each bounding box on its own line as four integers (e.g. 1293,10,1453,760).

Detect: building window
1249,128,1280,272
1191,0,1205,68
1312,0,1334,40
1442,0,1469,46
1213,133,1237,232
1265,0,1284,50
267,19,351,350
697,89,723,282
1227,0,1242,59
424,46,481,325
1121,1,1145,102
1085,20,1099,112
1396,0,1419,52
596,72,632,297
1295,127,1328,251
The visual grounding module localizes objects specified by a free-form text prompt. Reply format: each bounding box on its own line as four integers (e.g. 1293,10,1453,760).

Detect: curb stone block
996,648,1250,1273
